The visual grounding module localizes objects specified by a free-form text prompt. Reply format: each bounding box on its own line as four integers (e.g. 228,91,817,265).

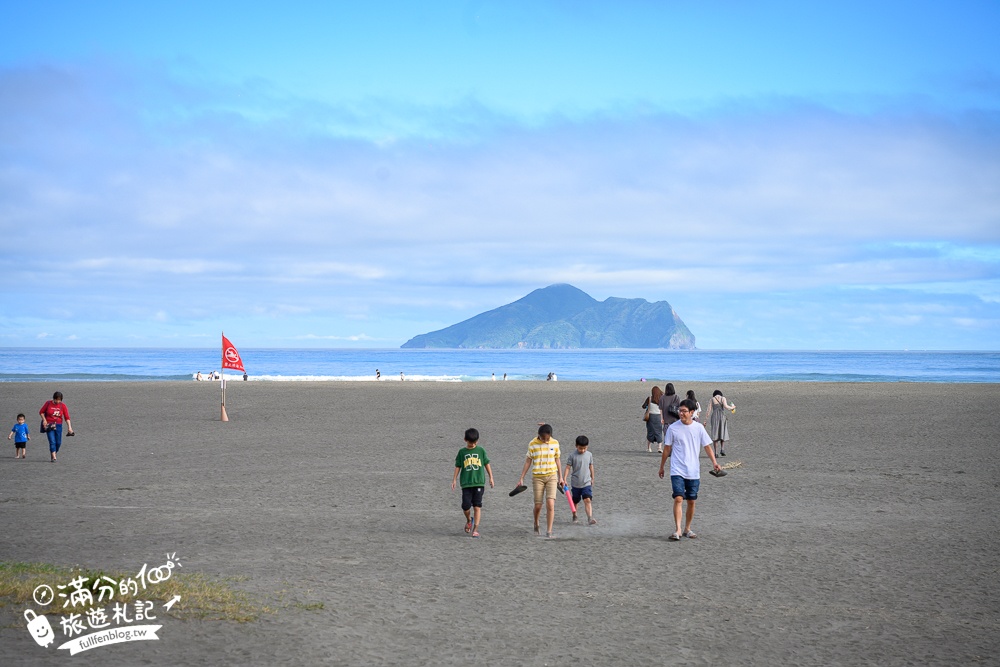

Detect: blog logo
24,610,55,647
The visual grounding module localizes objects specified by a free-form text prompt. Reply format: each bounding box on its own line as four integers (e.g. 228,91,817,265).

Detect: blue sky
1,0,998,349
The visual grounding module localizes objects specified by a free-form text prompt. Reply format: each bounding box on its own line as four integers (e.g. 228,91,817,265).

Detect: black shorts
461,486,485,510
14,442,26,449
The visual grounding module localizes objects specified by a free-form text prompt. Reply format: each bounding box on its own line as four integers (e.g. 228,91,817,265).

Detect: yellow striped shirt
526,437,560,477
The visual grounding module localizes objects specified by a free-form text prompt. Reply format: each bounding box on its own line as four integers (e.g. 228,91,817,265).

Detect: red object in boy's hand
564,484,577,513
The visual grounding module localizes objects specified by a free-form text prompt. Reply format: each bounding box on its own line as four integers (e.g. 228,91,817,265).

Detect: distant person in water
503,373,507,381
243,372,248,381
376,369,381,380
196,371,203,381
400,372,405,381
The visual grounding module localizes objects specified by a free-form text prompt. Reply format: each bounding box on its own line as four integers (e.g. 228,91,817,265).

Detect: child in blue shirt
9,413,29,458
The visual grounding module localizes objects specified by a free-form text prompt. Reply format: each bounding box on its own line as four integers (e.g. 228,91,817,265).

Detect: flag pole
220,331,229,422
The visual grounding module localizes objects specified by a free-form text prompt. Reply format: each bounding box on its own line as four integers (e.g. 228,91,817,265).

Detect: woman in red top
39,391,74,462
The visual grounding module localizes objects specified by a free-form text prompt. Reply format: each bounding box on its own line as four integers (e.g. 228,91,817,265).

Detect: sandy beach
2,380,998,665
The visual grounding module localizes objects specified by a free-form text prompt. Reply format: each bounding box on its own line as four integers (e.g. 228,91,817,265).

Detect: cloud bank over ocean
2,2,998,349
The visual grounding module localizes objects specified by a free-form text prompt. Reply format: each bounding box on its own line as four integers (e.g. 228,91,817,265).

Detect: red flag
222,334,245,372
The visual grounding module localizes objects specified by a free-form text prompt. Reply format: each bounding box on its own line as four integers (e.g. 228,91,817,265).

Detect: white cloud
295,333,380,341
69,258,241,275
2,61,998,347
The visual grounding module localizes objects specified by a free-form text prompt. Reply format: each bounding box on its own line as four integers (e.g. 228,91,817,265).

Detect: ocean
0,348,997,383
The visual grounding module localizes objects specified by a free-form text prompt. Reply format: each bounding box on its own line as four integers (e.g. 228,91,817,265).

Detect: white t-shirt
666,421,712,479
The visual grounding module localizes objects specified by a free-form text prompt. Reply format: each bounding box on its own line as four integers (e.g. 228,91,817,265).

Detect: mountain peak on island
509,283,597,314
402,284,695,349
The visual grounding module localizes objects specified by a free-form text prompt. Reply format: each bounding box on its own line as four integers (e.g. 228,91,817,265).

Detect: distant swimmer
492,373,496,381
400,372,405,381
376,369,381,380
503,373,507,381
546,372,558,381
243,372,248,381
196,371,203,381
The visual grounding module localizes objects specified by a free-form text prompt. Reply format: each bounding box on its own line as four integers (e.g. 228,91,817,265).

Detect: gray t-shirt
565,450,594,488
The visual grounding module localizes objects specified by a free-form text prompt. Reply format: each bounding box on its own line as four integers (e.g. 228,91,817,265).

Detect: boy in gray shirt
563,435,596,525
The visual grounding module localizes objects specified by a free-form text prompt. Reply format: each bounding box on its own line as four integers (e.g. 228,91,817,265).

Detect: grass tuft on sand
0,562,270,622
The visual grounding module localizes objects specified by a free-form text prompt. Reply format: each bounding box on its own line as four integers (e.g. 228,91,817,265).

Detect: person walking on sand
706,389,736,457
451,428,495,538
563,435,597,525
9,413,29,458
657,383,681,452
518,424,565,538
659,399,721,540
39,391,74,462
642,386,664,453
686,390,702,422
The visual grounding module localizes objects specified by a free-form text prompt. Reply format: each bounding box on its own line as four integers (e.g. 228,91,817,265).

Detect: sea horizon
1,347,997,383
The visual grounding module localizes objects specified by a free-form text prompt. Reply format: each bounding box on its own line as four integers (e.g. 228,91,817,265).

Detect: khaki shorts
532,474,559,504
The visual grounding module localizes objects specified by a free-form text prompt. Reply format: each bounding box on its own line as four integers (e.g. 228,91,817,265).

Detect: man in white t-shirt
658,399,722,541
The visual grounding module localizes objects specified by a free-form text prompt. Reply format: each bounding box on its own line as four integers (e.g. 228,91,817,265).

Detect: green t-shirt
455,445,490,488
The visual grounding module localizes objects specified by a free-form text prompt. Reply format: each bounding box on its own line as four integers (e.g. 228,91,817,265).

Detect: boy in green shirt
451,428,495,538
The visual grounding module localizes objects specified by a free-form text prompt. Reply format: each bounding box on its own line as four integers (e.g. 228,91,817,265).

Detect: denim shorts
670,475,699,500
461,486,485,510
571,485,593,504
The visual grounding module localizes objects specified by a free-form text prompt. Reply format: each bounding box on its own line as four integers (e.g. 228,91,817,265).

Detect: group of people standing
8,391,75,462
643,383,736,457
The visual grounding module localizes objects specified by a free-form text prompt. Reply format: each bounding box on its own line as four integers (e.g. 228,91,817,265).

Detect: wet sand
2,381,999,665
